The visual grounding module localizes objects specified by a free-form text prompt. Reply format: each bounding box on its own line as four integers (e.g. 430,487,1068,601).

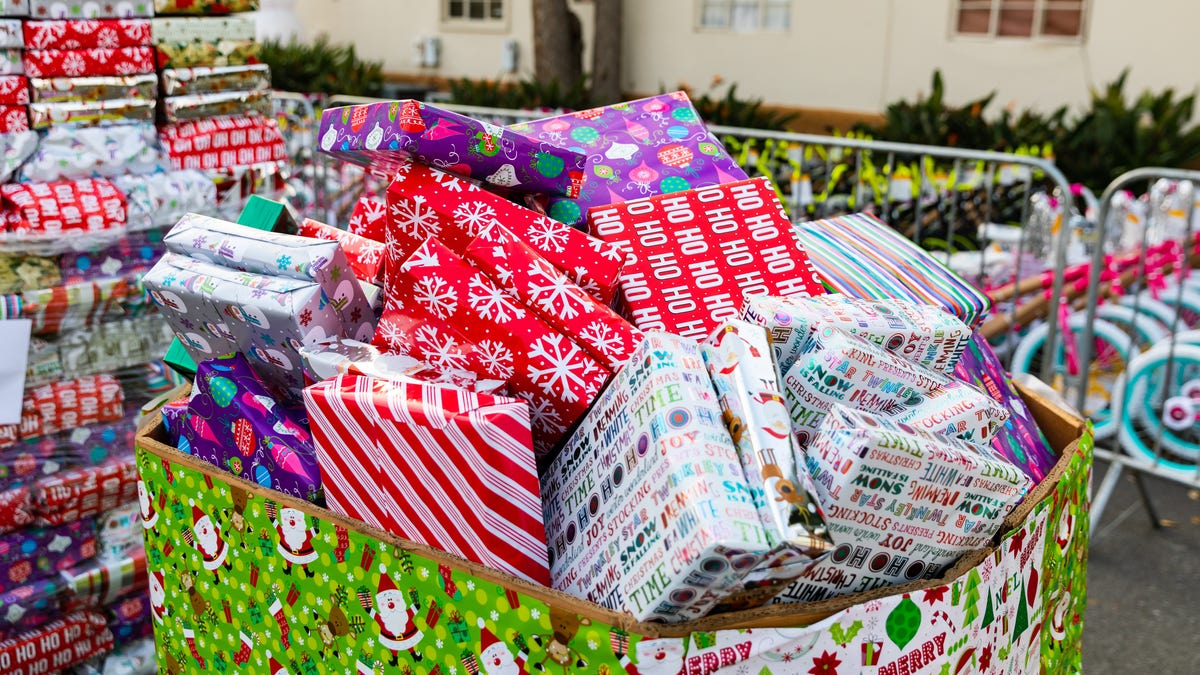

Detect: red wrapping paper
589,176,828,340
23,20,152,50
298,218,385,284
34,456,139,526
388,238,609,449
1,178,126,235
23,46,155,77
304,373,549,585
160,114,288,171
0,375,125,450
373,294,502,383
0,76,28,104
386,160,624,304
0,488,34,534
0,105,26,132
348,193,386,242
465,223,642,371
0,611,113,675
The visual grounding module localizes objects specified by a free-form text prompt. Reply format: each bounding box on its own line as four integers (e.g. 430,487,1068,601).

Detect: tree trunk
532,0,582,89
590,0,622,105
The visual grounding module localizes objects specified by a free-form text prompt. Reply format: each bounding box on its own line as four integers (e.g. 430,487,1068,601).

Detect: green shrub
447,75,595,112
259,34,384,97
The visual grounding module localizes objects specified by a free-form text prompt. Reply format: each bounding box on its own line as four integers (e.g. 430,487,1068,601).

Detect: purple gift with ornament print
511,91,749,225
0,518,95,594
183,353,321,503
317,99,588,198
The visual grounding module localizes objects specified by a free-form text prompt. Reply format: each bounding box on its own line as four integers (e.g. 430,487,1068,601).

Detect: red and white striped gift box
303,373,548,585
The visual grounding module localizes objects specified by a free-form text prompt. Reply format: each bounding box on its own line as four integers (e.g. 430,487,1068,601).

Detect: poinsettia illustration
809,650,842,675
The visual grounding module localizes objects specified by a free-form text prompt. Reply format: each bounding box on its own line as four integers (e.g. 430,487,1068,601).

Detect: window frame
441,0,510,33
949,0,1090,43
695,0,793,33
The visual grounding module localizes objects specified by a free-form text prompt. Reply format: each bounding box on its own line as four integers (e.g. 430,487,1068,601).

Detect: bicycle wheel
1114,343,1200,469
1119,295,1180,332
1094,304,1171,351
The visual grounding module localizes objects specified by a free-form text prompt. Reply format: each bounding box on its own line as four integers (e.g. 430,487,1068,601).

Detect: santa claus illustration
149,570,167,624
360,566,423,666
266,650,289,675
615,638,687,674
473,618,529,675
137,480,159,530
274,506,318,578
188,502,231,584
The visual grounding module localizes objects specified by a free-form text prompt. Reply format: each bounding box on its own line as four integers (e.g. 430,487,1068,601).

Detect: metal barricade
1076,168,1200,530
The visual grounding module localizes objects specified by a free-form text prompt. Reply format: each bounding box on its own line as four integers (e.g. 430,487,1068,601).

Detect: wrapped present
0,104,26,132
542,332,770,622
32,455,140,526
29,73,157,102
0,131,36,183
20,374,126,441
28,97,156,128
464,222,641,371
298,337,505,393
0,18,19,47
154,37,258,69
23,19,152,49
0,518,96,593
184,353,321,502
304,373,548,584
1,178,127,236
151,16,256,42
0,419,136,490
162,88,272,122
11,273,150,336
95,501,143,562
0,575,72,636
59,228,165,283
0,48,20,74
107,596,152,643
319,100,588,198
782,325,1008,448
61,548,147,607
954,331,1057,483
384,159,624,303
297,218,385,284
23,46,156,77
159,114,288,170
155,0,258,13
590,176,827,340
347,193,386,241
0,487,34,534
0,0,24,16
0,611,114,674
113,169,217,231
43,316,174,383
774,406,1030,604
28,0,152,17
161,63,269,96
700,320,832,587
386,238,609,451
513,92,749,225
0,252,59,293
742,295,972,376
0,75,26,103
793,213,993,327
19,123,166,183
146,214,375,395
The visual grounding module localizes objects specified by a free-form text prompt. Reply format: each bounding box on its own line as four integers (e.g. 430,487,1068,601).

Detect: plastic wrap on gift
774,406,1031,604
59,228,165,283
23,47,155,77
297,218,385,284
0,374,125,449
464,222,641,371
154,37,257,68
0,131,36,183
542,332,770,622
28,0,152,17
0,611,113,675
319,100,588,198
305,373,548,584
33,455,140,526
19,123,166,183
385,159,624,303
793,213,993,328
159,114,287,170
513,92,749,225
184,353,321,502
161,63,268,96
151,15,255,43
29,73,157,102
0,419,136,491
28,97,156,129
113,169,216,231
76,636,155,675
0,104,26,132
0,518,95,594
700,320,832,586
0,575,71,635
106,596,152,644
298,337,506,393
0,251,59,293
390,237,610,450
782,325,1008,449
0,48,21,74
590,176,827,340
23,19,152,49
162,88,271,122
154,0,257,12
0,0,24,16
0,487,34,534
10,273,150,336
62,546,146,607
96,501,142,563
743,295,972,377
0,19,19,47
954,331,1057,482
0,75,26,103
31,316,174,386
2,178,126,236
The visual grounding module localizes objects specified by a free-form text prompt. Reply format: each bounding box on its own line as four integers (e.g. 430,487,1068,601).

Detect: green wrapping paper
161,63,269,96
162,88,272,122
28,98,156,129
0,252,60,294
151,16,256,42
29,74,158,102
28,0,151,18
155,39,259,69
154,0,258,13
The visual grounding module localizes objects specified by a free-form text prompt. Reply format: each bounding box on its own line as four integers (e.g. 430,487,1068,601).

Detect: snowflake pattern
452,201,496,236
578,321,628,359
376,319,410,351
61,52,87,76
414,326,469,372
357,245,382,269
522,393,566,436
276,254,292,270
466,276,525,322
411,275,458,318
526,260,585,320
390,196,441,239
95,28,120,49
526,219,571,252
475,339,515,379
590,236,627,263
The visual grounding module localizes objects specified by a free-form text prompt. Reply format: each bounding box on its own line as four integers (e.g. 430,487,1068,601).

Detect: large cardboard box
135,386,1090,675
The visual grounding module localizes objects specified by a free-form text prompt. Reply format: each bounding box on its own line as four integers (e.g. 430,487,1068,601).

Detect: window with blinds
955,0,1087,39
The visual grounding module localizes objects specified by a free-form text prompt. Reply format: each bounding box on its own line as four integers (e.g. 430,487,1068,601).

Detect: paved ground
1083,459,1200,673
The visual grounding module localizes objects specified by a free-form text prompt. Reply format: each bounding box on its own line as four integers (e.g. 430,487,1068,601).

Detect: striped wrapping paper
304,373,549,585
793,213,992,327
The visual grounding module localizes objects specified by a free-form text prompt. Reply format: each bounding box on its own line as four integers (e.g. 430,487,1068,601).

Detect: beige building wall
290,0,1200,116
